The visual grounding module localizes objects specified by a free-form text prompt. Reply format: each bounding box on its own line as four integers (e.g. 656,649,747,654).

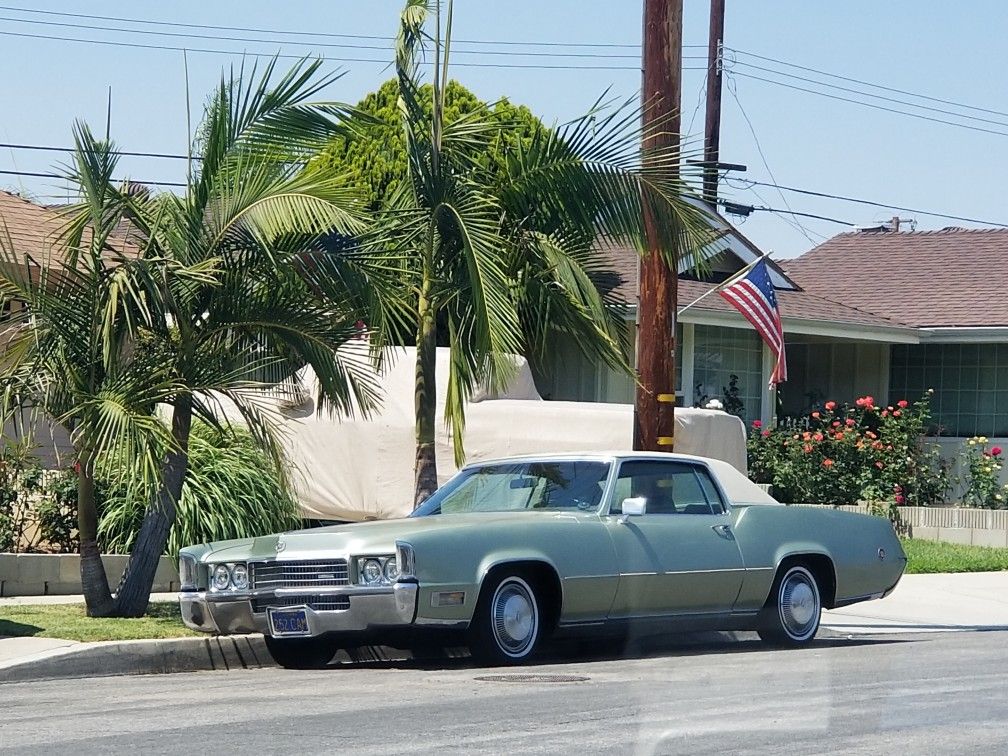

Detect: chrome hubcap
492,579,538,657
780,571,819,639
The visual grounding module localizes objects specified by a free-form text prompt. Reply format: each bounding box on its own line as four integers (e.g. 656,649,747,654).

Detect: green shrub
959,437,1008,509
0,439,47,552
98,421,300,556
747,392,950,508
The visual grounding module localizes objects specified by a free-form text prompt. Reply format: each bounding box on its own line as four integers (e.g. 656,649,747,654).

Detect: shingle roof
782,228,1008,328
597,241,909,329
0,190,139,265
0,190,72,264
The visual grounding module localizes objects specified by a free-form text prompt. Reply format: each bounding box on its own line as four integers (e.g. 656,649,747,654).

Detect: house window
692,324,762,423
889,343,1008,437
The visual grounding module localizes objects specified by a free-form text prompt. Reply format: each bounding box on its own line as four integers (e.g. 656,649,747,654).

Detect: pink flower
895,493,905,504
811,411,821,419
875,461,884,469
893,410,902,417
993,446,1003,457
803,444,813,454
824,401,837,411
832,421,841,428
752,420,762,429
845,418,856,427
822,458,834,468
812,432,824,442
762,429,771,437
897,400,909,409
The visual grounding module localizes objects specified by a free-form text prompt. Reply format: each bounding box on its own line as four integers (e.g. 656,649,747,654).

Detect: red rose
832,421,841,428
845,418,856,427
752,420,762,429
812,432,824,442
897,400,909,408
762,430,771,437
893,410,901,417
824,401,837,411
803,444,813,453
895,493,905,504
811,411,821,419
993,447,1003,457
822,458,834,468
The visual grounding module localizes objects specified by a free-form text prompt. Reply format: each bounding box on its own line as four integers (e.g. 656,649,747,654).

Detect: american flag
718,258,787,385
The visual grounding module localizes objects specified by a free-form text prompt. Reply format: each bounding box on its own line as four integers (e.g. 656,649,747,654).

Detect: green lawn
0,601,198,642
901,538,1008,574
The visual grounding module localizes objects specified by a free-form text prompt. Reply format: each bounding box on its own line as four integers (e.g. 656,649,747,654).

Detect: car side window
609,461,720,515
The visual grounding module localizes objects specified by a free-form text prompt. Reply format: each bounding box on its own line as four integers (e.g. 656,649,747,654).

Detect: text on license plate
268,608,310,636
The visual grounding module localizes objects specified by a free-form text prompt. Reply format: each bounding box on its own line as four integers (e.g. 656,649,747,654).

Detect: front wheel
469,574,542,665
757,564,822,647
264,634,338,669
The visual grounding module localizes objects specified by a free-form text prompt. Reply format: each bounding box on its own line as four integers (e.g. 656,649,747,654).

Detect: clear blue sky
1,1,1006,258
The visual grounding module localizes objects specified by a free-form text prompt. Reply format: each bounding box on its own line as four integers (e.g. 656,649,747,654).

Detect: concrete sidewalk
822,571,1008,634
2,572,1008,682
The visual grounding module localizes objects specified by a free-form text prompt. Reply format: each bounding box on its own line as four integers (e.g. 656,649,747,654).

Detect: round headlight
231,563,249,590
361,559,383,585
211,564,231,591
383,558,399,582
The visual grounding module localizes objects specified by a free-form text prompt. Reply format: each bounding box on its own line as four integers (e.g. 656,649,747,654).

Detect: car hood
197,510,593,562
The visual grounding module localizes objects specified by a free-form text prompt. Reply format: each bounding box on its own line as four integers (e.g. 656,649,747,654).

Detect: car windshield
412,460,612,516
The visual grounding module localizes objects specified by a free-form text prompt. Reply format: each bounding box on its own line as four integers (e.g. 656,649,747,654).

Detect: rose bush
747,392,950,507
960,436,1008,509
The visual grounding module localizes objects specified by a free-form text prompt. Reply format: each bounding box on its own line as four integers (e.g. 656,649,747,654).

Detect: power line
730,203,855,226
0,168,186,188
0,28,707,71
0,4,707,51
0,13,678,60
729,47,1008,120
730,71,1008,139
725,77,820,246
726,177,1008,228
0,141,192,161
728,59,1008,130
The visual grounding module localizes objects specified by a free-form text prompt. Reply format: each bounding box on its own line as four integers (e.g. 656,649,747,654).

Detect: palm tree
0,129,181,615
102,58,408,617
385,1,714,505
1,59,404,617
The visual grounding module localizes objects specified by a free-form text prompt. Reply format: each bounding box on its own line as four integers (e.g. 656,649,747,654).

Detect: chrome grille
252,594,350,613
249,559,349,589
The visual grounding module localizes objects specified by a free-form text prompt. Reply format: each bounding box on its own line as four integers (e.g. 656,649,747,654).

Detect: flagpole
677,250,772,316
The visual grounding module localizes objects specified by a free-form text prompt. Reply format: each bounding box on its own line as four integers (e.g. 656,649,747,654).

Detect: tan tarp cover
216,346,748,521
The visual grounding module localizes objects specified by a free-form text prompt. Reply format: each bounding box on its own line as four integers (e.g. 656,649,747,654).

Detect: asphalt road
2,631,1006,755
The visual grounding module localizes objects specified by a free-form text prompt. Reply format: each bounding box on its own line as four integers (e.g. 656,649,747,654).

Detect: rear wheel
264,635,338,669
469,573,543,665
757,564,822,647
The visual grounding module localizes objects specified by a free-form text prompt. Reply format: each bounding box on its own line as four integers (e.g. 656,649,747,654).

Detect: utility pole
634,0,683,452
702,0,726,203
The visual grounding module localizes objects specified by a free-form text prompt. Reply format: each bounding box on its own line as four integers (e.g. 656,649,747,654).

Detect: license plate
268,607,310,637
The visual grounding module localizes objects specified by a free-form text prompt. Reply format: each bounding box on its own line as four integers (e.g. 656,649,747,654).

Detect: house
534,216,1008,465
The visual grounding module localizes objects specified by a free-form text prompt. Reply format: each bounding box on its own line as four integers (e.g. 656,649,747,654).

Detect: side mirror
620,497,647,516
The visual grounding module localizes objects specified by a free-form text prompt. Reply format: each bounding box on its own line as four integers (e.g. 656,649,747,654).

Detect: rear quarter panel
731,505,906,610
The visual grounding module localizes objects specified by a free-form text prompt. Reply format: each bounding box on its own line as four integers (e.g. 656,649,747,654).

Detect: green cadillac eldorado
178,452,906,668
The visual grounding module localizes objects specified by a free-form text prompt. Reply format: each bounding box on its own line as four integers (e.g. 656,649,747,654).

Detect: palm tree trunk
414,274,438,507
77,454,116,617
113,394,193,617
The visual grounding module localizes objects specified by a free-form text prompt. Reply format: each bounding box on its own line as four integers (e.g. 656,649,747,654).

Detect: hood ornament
276,536,286,553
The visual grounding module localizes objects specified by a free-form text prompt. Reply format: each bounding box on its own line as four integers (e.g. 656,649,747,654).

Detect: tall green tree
382,0,714,505
313,78,547,211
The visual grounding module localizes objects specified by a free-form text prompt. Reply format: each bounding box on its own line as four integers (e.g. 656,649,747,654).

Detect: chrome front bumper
179,581,419,636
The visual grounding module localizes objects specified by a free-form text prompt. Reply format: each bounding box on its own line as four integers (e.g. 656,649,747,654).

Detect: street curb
0,634,273,683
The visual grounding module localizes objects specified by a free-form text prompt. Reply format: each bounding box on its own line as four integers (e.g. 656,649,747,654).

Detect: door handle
712,524,734,540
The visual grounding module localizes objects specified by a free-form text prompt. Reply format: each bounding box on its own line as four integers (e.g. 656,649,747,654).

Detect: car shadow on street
327,631,917,672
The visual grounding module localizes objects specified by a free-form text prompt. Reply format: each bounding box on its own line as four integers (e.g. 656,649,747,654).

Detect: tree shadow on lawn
0,619,44,638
